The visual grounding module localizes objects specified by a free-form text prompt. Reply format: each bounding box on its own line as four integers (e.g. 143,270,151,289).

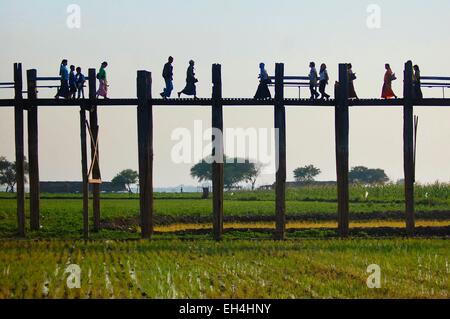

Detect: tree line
0,154,390,193
293,164,389,184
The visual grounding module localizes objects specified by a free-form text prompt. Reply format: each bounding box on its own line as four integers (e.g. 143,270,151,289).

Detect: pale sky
1,0,450,188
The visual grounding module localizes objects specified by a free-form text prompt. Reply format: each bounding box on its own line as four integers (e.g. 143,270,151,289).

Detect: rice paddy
0,239,448,299
0,184,449,298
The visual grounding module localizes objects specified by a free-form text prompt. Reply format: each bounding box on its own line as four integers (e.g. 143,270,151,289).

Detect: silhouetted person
254,63,272,99
178,60,197,98
413,65,423,100
75,67,86,99
96,61,108,99
319,63,330,100
348,63,358,99
309,62,319,100
54,59,70,99
69,65,77,99
381,63,397,99
161,56,174,99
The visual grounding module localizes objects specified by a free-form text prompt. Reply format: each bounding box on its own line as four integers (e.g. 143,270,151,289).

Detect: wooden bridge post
27,69,40,231
212,64,224,240
336,63,350,237
137,71,153,238
88,69,101,232
80,108,89,239
14,63,25,237
274,63,286,240
403,61,415,234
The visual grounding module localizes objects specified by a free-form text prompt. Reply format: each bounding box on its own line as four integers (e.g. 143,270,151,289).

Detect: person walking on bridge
96,61,109,99
54,59,70,99
348,63,358,99
178,60,198,99
381,63,397,99
413,64,423,100
161,56,174,99
69,65,77,99
254,63,272,99
319,63,330,100
309,62,320,100
75,67,86,99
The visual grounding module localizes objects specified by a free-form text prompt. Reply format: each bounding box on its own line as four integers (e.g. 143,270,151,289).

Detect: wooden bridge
1,61,449,240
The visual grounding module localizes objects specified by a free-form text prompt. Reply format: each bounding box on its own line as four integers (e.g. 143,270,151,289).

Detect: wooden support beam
403,61,415,234
336,63,350,237
88,69,101,232
212,64,224,241
80,109,89,239
14,63,25,237
27,69,40,231
137,71,153,238
274,63,286,240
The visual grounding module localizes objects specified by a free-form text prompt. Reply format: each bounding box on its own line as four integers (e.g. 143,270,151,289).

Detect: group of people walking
253,61,332,100
381,63,422,99
308,62,331,100
160,56,198,99
54,60,109,99
54,58,424,101
254,61,423,101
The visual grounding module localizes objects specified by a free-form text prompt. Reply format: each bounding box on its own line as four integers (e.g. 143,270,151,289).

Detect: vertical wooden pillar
14,63,25,237
212,64,224,241
137,71,153,238
80,109,89,239
403,61,415,234
274,63,286,240
27,69,40,231
88,69,101,232
336,63,350,237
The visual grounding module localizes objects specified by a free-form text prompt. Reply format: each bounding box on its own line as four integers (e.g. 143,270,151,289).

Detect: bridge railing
421,76,450,98
268,75,311,98
35,76,91,90
0,82,15,89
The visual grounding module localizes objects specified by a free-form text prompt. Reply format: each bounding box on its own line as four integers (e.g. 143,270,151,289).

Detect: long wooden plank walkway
2,98,450,107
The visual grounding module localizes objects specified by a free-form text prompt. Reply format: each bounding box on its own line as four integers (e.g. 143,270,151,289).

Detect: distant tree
111,169,138,193
191,156,261,190
293,165,321,182
0,156,29,193
190,158,213,184
244,162,264,190
349,166,389,184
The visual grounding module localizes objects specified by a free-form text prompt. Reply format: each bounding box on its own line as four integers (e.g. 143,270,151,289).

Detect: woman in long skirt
381,63,397,99
319,63,330,100
413,64,423,100
55,59,70,99
254,63,272,99
96,61,109,99
178,60,197,98
348,63,358,99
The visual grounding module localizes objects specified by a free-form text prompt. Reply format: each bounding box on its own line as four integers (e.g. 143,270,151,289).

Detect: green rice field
0,184,449,299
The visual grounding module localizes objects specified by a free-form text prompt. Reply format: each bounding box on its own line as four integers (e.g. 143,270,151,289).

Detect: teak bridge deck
1,61,447,239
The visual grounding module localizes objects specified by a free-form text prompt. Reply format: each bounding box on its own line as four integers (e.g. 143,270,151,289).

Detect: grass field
1,184,450,239
0,238,448,299
0,185,449,299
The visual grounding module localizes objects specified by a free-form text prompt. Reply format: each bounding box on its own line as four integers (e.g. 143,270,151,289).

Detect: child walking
75,67,86,99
